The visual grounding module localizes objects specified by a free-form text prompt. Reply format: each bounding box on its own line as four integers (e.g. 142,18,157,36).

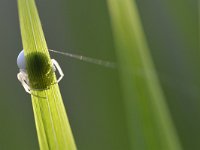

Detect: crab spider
17,50,64,94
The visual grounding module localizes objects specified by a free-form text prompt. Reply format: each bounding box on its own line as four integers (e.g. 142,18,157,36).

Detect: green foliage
26,52,54,89
107,0,182,149
18,0,77,149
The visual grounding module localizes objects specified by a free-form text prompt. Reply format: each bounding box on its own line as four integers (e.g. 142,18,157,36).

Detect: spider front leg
17,71,31,94
51,59,64,83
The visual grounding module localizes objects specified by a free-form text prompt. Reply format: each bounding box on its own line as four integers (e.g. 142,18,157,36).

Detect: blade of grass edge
107,0,182,149
18,0,77,149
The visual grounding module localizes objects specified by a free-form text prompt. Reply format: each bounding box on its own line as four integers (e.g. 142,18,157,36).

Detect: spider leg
17,72,47,98
51,59,64,83
17,72,31,94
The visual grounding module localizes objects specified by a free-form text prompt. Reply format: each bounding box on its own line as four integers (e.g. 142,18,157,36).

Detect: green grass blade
18,0,77,149
107,0,182,149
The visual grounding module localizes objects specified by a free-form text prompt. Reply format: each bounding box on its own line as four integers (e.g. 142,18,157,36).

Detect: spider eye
17,50,26,71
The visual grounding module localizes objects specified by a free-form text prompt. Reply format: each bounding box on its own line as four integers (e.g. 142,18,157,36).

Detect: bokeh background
0,0,198,150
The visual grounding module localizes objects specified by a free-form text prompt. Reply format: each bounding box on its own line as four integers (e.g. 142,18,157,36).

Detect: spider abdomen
26,52,55,89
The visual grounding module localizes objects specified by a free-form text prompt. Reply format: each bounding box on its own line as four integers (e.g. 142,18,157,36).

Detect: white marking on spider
17,50,64,94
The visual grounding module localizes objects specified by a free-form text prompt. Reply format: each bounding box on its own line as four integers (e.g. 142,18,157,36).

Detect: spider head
17,50,55,89
17,50,26,72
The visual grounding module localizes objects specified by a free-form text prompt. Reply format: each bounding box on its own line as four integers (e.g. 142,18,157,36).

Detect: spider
17,50,64,94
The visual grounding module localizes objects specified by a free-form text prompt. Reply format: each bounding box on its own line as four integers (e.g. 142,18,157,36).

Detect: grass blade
18,0,77,149
107,0,182,149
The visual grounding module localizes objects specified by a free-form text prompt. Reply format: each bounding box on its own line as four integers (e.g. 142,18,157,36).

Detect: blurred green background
0,0,198,150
